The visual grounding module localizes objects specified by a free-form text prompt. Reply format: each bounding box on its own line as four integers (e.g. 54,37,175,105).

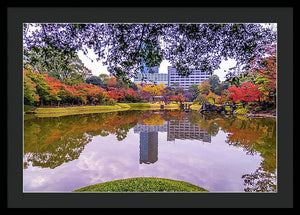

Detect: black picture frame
5,5,293,208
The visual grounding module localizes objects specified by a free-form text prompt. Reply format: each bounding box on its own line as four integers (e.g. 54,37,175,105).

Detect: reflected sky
23,110,276,192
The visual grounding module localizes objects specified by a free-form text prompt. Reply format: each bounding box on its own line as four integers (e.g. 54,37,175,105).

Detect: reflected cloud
24,110,276,192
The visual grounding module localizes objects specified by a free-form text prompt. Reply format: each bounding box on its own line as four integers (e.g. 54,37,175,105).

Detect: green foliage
24,105,35,112
193,94,208,104
73,177,208,192
198,81,211,95
254,76,269,85
234,107,249,115
103,98,116,105
86,75,107,88
24,23,276,80
24,47,92,85
24,73,39,105
208,75,220,93
214,81,229,95
24,70,50,105
226,72,256,87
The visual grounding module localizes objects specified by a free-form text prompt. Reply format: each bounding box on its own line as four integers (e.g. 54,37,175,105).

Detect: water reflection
24,110,276,192
167,119,211,142
139,132,158,164
135,118,211,164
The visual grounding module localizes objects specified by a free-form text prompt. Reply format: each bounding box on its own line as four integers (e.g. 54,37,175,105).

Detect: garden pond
23,110,276,192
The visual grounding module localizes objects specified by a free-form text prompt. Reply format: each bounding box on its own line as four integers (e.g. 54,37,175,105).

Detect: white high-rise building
134,72,168,86
168,66,211,90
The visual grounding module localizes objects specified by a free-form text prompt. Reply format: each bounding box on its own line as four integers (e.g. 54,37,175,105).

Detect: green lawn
149,103,179,109
120,102,179,109
24,105,35,112
73,177,208,192
190,104,202,110
34,104,129,117
30,102,181,117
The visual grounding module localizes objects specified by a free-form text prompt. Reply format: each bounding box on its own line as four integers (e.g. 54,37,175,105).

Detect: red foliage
107,87,125,101
169,93,185,103
226,82,262,103
24,69,146,105
106,77,117,88
249,44,277,93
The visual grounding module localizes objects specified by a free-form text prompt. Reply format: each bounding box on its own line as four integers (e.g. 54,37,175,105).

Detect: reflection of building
139,132,158,164
167,119,211,142
134,123,167,133
168,66,211,90
135,123,168,165
134,118,211,164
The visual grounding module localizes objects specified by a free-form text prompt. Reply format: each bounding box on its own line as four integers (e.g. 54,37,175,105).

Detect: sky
77,49,237,82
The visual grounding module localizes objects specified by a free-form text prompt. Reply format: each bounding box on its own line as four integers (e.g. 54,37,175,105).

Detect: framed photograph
6,6,293,208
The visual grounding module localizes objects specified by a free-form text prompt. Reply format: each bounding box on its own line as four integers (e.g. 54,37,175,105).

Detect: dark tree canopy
24,46,92,85
24,23,276,80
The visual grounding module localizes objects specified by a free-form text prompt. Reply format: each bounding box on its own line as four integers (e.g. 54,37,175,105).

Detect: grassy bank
33,104,129,117
73,177,208,192
24,105,35,112
28,102,181,117
190,104,202,110
119,102,179,110
149,103,179,110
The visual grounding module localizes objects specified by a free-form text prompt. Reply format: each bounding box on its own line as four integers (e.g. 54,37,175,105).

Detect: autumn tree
170,93,185,104
142,83,166,102
250,44,277,103
225,82,262,106
45,76,64,106
193,94,208,105
25,69,51,106
198,80,211,96
206,92,220,104
24,69,40,105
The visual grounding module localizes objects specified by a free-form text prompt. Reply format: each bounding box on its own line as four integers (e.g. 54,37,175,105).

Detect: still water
23,110,276,192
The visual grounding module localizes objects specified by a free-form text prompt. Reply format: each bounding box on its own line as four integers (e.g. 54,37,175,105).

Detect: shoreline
25,103,181,118
245,113,276,118
25,103,276,119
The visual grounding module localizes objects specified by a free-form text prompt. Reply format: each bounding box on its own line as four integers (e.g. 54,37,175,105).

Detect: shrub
234,107,249,115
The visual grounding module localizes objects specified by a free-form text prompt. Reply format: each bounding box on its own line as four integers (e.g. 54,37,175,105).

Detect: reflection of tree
24,109,277,193
188,112,220,136
227,127,260,146
217,117,276,150
217,115,277,192
186,111,277,192
136,110,186,126
25,133,92,169
242,166,277,192
24,111,143,169
23,110,194,169
142,114,166,125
